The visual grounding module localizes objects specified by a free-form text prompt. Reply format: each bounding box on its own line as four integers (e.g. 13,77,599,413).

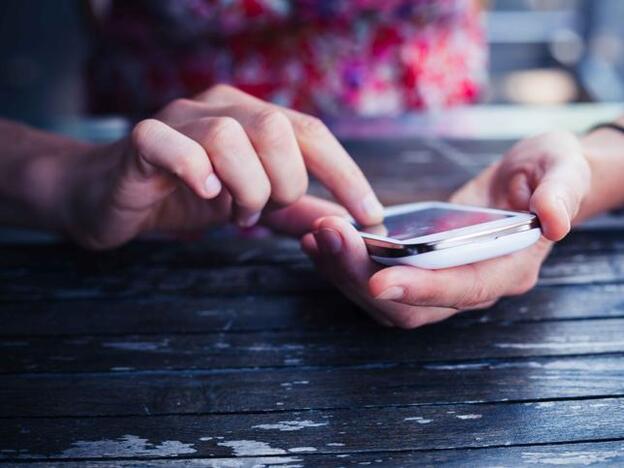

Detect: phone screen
358,207,510,240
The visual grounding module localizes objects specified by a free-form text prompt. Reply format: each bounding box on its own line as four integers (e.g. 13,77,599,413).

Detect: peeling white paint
533,402,555,408
495,341,624,350
424,363,488,371
541,360,624,371
522,450,623,465
252,420,328,432
327,443,345,447
404,417,433,424
217,440,286,456
427,361,552,371
288,447,317,453
60,435,196,458
161,456,304,467
456,414,482,420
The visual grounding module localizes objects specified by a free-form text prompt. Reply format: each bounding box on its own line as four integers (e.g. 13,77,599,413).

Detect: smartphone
354,201,541,269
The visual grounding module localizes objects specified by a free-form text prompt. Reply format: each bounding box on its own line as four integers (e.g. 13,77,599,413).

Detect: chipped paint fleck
495,341,624,350
252,420,328,432
456,414,482,420
60,435,196,458
404,417,433,424
533,402,555,408
522,449,623,465
217,440,286,456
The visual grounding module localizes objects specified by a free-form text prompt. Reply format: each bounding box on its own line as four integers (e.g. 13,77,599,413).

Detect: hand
63,84,382,249
301,131,591,328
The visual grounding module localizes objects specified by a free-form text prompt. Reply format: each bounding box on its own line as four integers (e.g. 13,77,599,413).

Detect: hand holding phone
354,201,541,269
302,131,588,329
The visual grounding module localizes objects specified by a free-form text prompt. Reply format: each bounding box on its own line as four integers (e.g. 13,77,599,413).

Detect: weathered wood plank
0,295,362,336
10,440,624,467
2,248,624,302
2,398,624,460
0,263,326,301
3,283,624,337
2,229,623,273
0,236,304,271
4,319,624,374
1,355,623,417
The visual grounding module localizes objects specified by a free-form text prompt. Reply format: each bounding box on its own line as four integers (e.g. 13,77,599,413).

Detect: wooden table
2,136,624,466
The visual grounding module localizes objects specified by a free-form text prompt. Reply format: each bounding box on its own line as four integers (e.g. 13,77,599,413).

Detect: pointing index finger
285,110,384,226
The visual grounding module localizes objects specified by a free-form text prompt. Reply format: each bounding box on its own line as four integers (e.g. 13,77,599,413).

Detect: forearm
0,118,94,231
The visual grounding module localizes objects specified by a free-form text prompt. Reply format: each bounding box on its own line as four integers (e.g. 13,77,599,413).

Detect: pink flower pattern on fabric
88,0,486,117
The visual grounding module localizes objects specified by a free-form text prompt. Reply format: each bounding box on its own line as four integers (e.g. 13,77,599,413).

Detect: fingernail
375,286,405,301
204,173,222,197
314,228,342,255
361,193,384,221
238,212,261,228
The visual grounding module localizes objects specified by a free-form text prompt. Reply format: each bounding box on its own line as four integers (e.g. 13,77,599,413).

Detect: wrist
60,140,129,245
0,120,96,232
578,121,624,222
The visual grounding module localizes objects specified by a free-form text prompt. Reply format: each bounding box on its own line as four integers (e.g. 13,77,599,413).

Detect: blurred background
1,0,623,129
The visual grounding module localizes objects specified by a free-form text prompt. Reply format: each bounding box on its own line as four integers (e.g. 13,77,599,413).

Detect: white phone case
358,201,541,270
371,227,541,269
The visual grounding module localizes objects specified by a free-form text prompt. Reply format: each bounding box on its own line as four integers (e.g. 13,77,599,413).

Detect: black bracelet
587,122,624,135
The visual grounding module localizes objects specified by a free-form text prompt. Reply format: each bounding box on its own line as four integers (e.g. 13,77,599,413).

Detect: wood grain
3,282,624,337
2,398,624,460
4,318,624,374
1,355,623,417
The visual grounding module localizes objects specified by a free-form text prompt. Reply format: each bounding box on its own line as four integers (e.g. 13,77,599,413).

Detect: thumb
529,163,588,241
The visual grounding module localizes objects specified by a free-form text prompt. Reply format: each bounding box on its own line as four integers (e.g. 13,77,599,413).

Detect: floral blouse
88,0,486,117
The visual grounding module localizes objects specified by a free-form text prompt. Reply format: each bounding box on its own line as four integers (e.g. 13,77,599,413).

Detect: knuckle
272,172,308,206
168,98,194,111
157,98,196,123
238,186,270,212
297,115,329,139
210,83,236,96
200,83,235,100
415,282,439,305
458,275,491,309
205,117,243,145
252,109,292,146
253,109,291,133
131,119,161,150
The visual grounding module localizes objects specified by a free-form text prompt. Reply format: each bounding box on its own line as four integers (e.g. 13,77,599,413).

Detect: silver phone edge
363,217,541,258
